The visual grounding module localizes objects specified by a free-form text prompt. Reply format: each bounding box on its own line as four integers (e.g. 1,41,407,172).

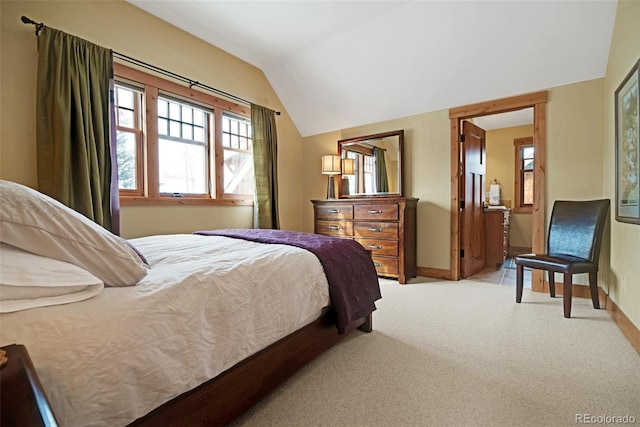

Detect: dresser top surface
312,196,418,205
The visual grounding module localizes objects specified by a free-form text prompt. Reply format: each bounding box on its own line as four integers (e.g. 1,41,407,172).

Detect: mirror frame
337,129,404,198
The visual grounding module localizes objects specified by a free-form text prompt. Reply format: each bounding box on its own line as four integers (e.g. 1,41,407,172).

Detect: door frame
449,91,548,292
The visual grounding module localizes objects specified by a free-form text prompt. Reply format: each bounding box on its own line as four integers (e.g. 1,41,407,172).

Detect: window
363,154,374,193
157,96,210,195
222,113,254,195
514,137,534,213
115,85,144,195
343,147,374,194
113,63,253,205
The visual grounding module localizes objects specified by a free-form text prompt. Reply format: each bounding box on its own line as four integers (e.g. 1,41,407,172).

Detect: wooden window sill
119,197,253,206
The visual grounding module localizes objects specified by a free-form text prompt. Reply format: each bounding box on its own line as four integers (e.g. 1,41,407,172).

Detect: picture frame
615,58,640,224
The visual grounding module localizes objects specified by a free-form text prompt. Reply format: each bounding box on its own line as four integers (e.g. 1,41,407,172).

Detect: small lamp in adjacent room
321,154,341,199
341,158,355,195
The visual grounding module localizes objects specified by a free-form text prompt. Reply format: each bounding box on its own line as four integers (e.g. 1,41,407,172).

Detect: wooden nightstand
0,344,58,426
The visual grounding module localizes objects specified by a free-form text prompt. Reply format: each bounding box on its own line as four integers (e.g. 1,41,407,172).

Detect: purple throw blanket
194,229,381,334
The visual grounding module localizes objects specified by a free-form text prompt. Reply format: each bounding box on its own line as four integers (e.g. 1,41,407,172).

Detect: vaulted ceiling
128,1,618,136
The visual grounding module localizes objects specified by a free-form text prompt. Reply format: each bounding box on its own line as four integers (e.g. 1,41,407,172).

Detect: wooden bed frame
130,312,372,426
1,312,372,426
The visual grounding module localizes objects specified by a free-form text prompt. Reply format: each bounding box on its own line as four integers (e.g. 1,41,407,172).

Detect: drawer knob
373,262,382,267
369,227,382,232
368,210,383,214
327,225,341,230
328,209,340,214
368,244,382,250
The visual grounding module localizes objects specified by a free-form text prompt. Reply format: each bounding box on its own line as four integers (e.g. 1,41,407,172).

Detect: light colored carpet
232,277,640,427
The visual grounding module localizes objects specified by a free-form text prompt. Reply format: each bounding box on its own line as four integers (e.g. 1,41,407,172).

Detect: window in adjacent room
514,137,534,213
113,63,253,205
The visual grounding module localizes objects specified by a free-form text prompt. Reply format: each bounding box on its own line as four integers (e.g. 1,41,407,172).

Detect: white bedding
0,244,104,313
0,234,331,427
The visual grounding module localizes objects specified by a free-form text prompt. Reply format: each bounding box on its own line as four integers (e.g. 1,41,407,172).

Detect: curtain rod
21,16,281,115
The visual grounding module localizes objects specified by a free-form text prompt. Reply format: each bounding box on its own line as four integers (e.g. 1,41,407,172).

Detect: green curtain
36,26,117,232
251,104,280,229
374,147,389,192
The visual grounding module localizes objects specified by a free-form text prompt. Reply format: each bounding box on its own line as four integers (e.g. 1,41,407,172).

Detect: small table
0,344,58,426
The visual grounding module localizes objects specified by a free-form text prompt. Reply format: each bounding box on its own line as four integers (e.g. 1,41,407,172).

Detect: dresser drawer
316,220,353,237
354,204,399,220
372,256,399,276
316,205,354,220
354,222,398,239
355,238,398,257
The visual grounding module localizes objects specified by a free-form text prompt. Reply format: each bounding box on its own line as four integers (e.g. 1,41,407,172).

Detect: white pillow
0,244,104,313
0,180,147,286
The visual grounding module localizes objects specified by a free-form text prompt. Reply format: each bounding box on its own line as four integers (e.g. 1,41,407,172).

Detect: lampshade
341,158,355,175
321,154,341,175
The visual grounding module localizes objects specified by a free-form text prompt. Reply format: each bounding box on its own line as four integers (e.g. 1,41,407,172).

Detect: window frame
156,94,212,197
114,83,145,196
344,145,374,194
114,63,253,206
514,137,534,213
221,112,255,197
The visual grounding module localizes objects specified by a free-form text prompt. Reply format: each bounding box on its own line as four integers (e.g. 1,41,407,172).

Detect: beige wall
601,0,640,329
303,111,452,271
1,0,637,329
546,79,605,203
303,81,607,274
485,125,534,249
0,0,304,237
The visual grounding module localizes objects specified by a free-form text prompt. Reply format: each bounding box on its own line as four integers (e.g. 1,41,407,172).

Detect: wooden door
460,120,486,278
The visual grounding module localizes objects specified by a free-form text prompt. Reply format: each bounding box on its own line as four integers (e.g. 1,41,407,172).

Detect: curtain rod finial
21,15,43,35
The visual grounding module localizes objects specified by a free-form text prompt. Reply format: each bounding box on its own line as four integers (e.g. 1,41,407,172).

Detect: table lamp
321,154,341,199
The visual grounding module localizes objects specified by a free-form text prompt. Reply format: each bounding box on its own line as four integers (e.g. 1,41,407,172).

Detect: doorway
449,91,548,292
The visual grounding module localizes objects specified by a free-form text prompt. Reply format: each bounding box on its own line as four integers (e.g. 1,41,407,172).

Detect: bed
0,180,381,426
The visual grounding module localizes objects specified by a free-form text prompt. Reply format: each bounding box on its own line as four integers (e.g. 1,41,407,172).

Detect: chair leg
563,273,572,318
589,271,600,309
516,264,524,303
548,271,556,298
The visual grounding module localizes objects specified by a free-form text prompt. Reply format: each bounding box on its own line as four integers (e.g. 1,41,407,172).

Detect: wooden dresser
312,197,418,284
484,208,511,267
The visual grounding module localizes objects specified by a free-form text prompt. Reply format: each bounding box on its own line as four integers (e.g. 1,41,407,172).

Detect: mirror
338,130,404,197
